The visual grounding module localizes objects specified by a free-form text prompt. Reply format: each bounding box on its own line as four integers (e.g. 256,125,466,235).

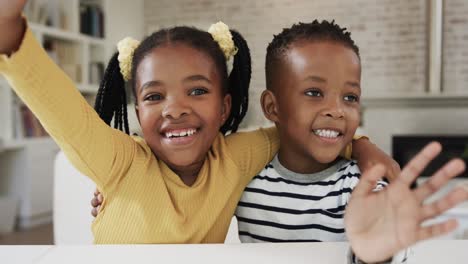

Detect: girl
1,0,398,244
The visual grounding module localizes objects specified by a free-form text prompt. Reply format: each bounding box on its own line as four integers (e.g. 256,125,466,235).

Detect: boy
236,19,368,243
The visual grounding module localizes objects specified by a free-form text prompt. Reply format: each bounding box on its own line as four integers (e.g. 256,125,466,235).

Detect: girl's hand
0,0,27,54
353,138,401,182
345,142,468,263
0,0,26,22
90,188,103,217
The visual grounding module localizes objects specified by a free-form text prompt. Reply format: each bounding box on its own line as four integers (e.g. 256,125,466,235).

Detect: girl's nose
162,98,192,120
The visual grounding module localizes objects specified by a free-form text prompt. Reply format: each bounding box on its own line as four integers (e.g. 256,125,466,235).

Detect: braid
221,30,251,134
94,52,130,135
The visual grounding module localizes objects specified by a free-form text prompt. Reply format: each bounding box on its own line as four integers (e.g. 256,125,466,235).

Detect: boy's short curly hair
265,20,360,89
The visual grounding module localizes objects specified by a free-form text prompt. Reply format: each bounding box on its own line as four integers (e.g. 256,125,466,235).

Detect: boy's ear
221,94,232,124
261,90,279,123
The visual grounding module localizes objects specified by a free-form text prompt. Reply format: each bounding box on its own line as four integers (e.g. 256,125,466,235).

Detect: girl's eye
145,94,163,101
344,94,360,103
189,88,208,96
305,90,322,97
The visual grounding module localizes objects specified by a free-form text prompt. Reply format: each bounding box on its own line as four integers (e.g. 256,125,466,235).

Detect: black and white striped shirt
235,155,386,243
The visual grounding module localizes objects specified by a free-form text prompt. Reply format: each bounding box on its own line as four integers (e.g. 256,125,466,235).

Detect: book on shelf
24,0,70,30
43,39,82,83
80,4,105,38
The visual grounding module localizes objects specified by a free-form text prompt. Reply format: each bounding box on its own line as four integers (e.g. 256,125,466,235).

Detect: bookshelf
0,0,110,145
0,0,114,230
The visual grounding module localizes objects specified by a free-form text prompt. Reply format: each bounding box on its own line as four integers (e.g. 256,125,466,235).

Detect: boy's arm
227,129,399,184
348,137,401,182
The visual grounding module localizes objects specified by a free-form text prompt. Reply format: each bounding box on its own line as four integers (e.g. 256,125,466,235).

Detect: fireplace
392,135,468,178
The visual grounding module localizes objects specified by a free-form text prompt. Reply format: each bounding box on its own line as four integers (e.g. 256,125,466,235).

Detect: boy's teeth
314,129,340,138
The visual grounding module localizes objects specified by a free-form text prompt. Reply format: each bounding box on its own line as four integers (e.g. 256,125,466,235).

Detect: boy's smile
134,43,231,184
263,41,361,174
313,128,344,143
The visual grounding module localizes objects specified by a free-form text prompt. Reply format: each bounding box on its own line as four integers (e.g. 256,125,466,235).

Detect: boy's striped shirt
235,155,387,243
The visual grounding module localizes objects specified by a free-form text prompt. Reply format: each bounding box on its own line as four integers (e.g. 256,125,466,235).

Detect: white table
1,240,468,264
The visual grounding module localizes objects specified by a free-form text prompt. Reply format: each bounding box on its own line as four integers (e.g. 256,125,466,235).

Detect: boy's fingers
421,187,468,221
417,219,458,241
415,159,466,202
352,164,386,197
91,208,98,217
91,197,99,207
98,193,103,203
399,142,442,186
94,188,100,196
387,161,401,182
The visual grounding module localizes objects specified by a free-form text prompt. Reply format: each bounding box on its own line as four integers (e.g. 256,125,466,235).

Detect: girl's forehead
139,45,214,70
149,43,214,61
134,44,222,87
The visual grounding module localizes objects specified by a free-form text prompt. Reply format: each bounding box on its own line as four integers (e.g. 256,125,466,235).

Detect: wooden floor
0,224,53,245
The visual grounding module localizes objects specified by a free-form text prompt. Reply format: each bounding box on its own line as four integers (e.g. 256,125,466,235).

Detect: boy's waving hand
345,142,468,263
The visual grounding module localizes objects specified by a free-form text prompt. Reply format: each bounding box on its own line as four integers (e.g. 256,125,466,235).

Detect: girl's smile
161,127,199,146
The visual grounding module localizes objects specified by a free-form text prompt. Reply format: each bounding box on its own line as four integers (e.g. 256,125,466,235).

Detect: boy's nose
325,110,344,119
322,99,345,119
162,99,192,120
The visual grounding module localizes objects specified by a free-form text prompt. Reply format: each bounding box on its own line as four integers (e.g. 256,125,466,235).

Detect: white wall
363,101,468,155
105,0,145,44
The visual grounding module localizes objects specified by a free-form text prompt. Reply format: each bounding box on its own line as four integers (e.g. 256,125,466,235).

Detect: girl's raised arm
0,3,136,192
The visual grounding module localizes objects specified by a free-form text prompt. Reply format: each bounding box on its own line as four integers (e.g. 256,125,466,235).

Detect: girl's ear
221,94,232,125
261,90,279,123
135,105,141,125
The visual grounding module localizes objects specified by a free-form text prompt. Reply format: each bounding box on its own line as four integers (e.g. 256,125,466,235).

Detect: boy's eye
189,88,208,96
344,94,360,103
145,94,163,101
305,90,322,97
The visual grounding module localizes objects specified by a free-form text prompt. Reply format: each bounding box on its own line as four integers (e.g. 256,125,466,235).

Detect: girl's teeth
314,129,340,138
165,129,197,138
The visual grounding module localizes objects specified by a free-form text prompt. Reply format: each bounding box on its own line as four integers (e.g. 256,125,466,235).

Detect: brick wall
443,0,468,93
143,0,428,127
